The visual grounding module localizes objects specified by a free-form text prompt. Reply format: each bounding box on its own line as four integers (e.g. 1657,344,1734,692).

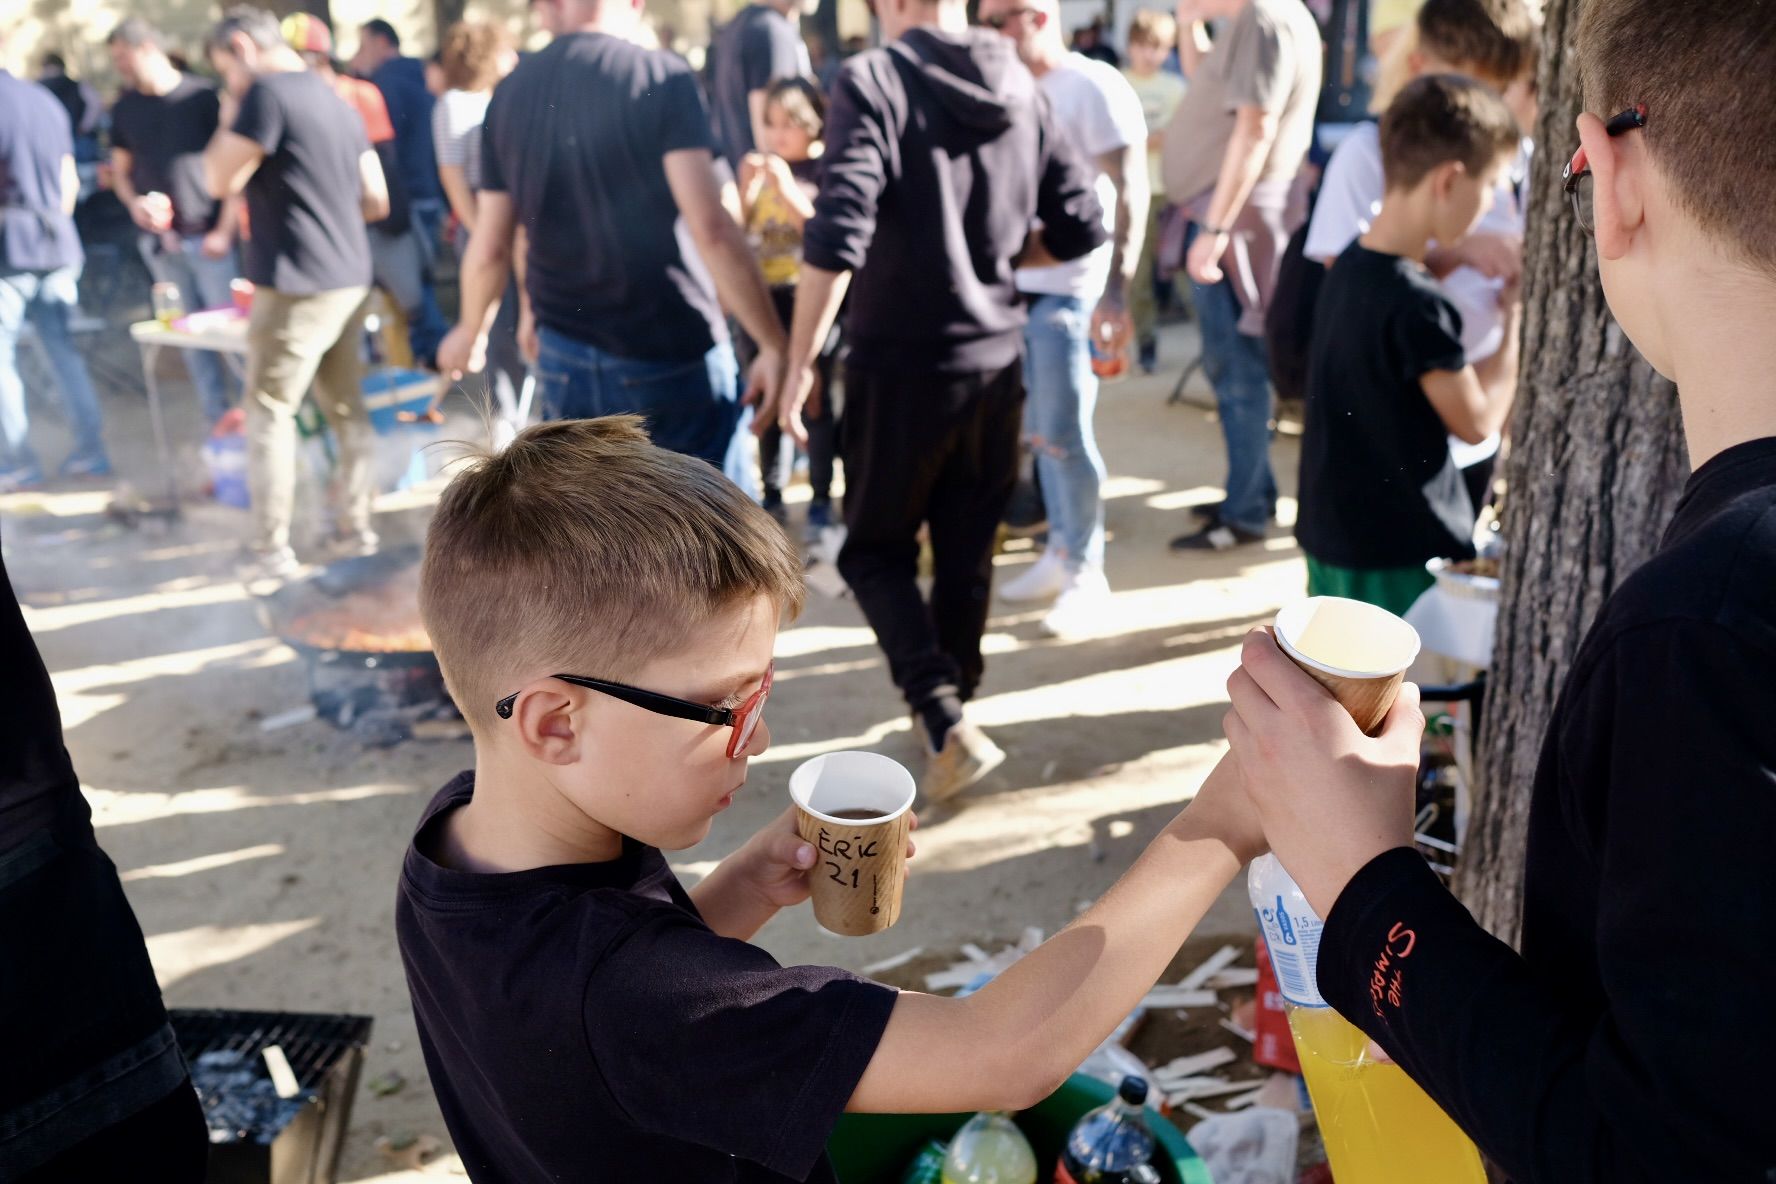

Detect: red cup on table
231,280,255,314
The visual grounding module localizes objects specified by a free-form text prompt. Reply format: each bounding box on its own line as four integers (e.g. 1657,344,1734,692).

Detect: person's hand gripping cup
789,751,916,936
1224,597,1427,921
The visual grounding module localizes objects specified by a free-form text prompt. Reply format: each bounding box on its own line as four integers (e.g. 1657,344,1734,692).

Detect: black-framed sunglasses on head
495,662,774,760
1563,103,1648,234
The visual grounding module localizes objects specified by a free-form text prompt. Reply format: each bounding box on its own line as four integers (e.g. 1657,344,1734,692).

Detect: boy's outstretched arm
847,755,1263,1114
1224,626,1776,1184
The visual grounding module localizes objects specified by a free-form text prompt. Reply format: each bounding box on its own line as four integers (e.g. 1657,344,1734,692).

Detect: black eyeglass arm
551,675,733,726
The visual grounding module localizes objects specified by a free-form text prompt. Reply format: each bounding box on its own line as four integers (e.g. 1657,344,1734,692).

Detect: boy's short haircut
764,77,826,140
1379,73,1521,192
420,417,806,731
1415,0,1539,88
1127,9,1178,50
1579,0,1776,277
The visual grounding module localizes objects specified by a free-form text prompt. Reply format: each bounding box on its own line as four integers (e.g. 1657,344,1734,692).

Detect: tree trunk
1452,0,1689,946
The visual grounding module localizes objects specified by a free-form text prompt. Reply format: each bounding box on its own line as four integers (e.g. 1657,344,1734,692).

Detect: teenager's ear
1429,159,1464,202
1576,110,1642,261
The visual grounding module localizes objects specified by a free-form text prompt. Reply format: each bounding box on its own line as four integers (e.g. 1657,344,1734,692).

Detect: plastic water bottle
1248,854,1486,1184
1056,1076,1160,1184
941,1112,1036,1184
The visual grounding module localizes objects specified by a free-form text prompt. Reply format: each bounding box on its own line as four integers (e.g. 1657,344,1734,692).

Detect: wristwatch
1199,222,1233,236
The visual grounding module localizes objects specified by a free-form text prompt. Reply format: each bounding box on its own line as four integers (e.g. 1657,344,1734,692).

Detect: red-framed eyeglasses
496,662,774,759
1563,104,1648,234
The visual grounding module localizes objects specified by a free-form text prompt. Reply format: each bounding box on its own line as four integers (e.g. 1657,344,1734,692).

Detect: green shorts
1304,554,1435,619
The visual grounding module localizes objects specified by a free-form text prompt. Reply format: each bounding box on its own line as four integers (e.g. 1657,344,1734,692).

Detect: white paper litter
1141,986,1218,1010
1152,1047,1238,1079
1177,945,1241,991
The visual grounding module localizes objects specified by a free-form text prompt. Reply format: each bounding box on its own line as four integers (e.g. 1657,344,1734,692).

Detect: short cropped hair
1416,0,1539,88
439,21,508,92
1379,73,1521,191
420,417,806,731
1127,9,1178,49
764,77,826,140
107,18,163,49
361,18,401,50
207,7,287,56
1579,0,1776,276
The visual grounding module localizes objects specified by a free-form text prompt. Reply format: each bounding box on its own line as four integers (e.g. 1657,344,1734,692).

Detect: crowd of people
5,0,1776,1179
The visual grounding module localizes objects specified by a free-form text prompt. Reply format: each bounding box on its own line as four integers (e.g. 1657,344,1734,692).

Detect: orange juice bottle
1248,855,1486,1184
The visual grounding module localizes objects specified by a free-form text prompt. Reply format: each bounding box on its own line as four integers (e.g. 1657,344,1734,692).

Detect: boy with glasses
398,415,1265,1182
1224,2,1776,1179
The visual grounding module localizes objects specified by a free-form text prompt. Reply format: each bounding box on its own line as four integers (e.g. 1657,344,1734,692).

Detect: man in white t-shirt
980,0,1149,639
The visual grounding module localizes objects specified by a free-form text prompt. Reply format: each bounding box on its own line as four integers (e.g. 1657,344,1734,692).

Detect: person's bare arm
202,131,266,201
848,755,1258,1113
1094,143,1149,346
747,88,773,161
60,154,80,218
1177,18,1213,78
439,164,477,232
110,146,154,229
357,148,390,224
1185,104,1276,283
777,263,851,444
663,147,787,408
435,191,517,377
1421,293,1520,444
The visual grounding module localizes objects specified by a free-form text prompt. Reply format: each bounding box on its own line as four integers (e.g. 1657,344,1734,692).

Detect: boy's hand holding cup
789,751,917,936
1223,598,1426,918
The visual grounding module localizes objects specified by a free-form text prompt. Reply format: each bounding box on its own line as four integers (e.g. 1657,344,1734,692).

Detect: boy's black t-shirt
230,70,372,295
396,773,898,1183
110,75,223,236
480,33,729,362
1296,242,1474,569
1316,437,1776,1182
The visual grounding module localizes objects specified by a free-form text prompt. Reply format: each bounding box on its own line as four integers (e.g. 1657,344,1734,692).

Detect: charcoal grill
171,1008,373,1184
255,545,459,742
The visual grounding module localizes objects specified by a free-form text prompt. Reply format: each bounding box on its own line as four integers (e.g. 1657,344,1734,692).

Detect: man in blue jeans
1160,0,1320,550
438,0,785,488
0,48,111,491
109,18,243,427
982,0,1148,639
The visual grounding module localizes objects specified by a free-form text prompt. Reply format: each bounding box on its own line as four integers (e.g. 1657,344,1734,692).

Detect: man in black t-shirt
1294,77,1522,617
774,0,1106,803
709,0,814,168
1225,6,1776,1177
108,18,244,426
202,5,390,582
436,0,789,483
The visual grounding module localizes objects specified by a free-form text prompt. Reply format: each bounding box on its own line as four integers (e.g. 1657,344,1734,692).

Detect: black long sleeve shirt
802,27,1105,376
1318,437,1776,1183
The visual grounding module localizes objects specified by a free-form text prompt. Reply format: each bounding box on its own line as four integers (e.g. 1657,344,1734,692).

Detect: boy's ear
1576,110,1642,262
510,685,583,765
1428,159,1464,202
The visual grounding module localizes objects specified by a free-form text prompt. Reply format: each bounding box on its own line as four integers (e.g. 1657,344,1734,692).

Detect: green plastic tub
828,1073,1211,1184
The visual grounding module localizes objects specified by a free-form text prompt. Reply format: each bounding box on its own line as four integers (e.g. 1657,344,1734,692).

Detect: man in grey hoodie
773,0,1105,803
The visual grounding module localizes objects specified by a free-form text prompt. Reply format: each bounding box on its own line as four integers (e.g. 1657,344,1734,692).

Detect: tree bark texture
1453,0,1689,946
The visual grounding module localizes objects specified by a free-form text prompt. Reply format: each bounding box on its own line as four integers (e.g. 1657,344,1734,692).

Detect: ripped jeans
1021,292,1106,570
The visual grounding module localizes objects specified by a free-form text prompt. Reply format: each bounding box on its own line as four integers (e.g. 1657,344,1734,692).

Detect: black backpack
1264,190,1323,406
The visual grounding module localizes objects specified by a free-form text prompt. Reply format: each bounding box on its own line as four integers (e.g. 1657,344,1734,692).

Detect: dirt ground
4,315,1308,1181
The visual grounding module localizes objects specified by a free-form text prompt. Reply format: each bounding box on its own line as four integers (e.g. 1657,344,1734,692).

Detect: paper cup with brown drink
1274,597,1422,734
790,751,916,937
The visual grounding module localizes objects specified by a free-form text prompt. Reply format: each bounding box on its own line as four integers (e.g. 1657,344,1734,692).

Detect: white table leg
139,341,182,510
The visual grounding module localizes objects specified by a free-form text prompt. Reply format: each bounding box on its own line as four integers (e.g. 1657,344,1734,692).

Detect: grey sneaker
920,717,1006,804
236,546,303,588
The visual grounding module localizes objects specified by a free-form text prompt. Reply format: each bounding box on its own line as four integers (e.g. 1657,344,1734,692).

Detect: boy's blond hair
1379,73,1521,192
420,417,805,731
1127,9,1177,50
1579,0,1776,276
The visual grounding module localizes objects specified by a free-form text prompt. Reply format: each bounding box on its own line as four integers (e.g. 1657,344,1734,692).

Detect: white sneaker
998,547,1070,603
1041,565,1111,639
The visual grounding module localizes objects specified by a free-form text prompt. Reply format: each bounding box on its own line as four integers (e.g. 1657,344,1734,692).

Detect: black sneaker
1192,501,1279,524
1169,522,1265,552
1138,341,1158,374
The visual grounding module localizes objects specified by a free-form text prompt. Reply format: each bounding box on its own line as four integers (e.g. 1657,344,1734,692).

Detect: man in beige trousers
202,5,389,581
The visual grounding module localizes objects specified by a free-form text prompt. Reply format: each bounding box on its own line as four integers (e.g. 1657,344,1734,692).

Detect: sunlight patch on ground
23,578,249,633
147,917,320,989
87,782,417,829
52,636,287,729
773,623,880,659
121,843,285,882
1143,484,1228,512
0,488,115,517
